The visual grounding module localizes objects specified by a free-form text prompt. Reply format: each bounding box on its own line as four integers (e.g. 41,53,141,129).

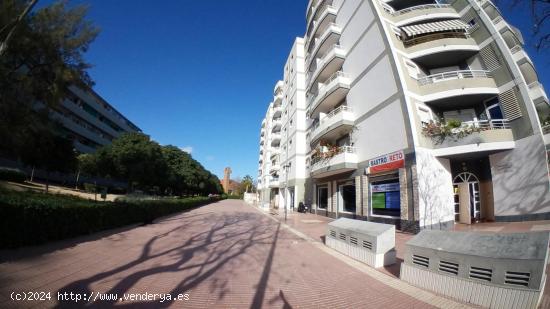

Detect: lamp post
283,162,291,222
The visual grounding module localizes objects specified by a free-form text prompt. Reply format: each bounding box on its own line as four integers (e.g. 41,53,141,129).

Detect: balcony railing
403,32,470,47
383,3,452,16
311,146,356,166
306,44,345,85
461,119,511,130
308,71,350,106
542,125,550,135
306,4,337,47
417,70,492,86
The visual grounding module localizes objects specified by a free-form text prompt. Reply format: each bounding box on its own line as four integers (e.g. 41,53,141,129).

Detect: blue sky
38,1,548,180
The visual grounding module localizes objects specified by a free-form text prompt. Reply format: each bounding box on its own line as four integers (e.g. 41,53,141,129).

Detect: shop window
318,186,328,209
371,178,400,217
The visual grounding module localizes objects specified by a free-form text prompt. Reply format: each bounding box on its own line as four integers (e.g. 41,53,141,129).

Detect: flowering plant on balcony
421,119,481,144
311,141,343,163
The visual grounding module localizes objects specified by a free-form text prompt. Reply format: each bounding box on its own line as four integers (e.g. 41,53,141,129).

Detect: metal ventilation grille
499,87,523,121
480,44,501,71
412,255,429,268
362,240,372,250
350,236,358,245
505,271,530,287
329,230,336,238
470,266,492,282
439,260,459,275
339,233,346,241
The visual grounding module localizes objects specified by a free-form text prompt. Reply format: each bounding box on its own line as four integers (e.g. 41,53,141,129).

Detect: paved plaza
1,199,549,308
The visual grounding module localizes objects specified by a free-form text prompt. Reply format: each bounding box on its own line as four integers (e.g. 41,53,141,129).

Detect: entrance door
453,172,481,224
338,182,356,214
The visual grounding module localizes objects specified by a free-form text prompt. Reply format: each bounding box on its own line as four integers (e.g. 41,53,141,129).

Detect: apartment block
257,38,308,211
257,0,550,232
49,85,141,153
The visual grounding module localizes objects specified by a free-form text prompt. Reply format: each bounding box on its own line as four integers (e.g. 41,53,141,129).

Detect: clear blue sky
38,1,548,180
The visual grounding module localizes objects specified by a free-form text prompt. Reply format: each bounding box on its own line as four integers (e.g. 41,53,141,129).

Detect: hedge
0,189,222,249
0,167,27,183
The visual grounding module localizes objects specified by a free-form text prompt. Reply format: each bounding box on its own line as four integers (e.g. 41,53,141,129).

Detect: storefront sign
371,183,400,193
366,150,405,174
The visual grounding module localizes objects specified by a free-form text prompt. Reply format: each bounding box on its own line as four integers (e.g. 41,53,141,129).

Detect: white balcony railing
383,3,452,16
417,70,492,86
311,106,354,141
308,71,350,107
307,22,341,59
306,44,345,85
460,119,511,130
311,146,357,169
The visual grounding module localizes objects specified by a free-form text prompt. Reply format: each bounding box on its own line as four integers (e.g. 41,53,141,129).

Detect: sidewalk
257,205,550,308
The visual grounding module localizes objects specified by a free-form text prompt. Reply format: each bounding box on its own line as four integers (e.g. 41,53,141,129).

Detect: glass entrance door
453,172,480,224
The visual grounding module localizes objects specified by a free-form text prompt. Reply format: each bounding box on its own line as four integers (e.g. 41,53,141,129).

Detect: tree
0,0,99,158
496,0,549,51
108,133,168,191
239,175,255,194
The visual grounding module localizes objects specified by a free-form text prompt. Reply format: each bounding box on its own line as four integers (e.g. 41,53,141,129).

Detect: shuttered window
480,44,501,71
499,87,522,120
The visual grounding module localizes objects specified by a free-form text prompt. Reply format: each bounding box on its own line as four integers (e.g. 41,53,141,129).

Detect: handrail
460,119,510,130
307,71,350,107
311,146,356,166
510,44,522,54
306,4,337,45
393,4,451,16
323,105,352,122
306,22,341,60
542,124,550,135
417,70,492,85
306,44,345,84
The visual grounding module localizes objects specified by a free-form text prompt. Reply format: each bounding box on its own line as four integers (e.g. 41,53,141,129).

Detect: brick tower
222,167,232,193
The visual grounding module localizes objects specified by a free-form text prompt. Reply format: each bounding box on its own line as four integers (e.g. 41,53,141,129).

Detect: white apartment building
257,38,308,211
258,0,550,232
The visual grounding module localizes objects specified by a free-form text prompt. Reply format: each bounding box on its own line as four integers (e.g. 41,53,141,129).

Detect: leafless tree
497,0,549,51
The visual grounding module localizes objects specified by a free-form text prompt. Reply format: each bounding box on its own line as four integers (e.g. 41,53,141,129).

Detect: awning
400,19,469,38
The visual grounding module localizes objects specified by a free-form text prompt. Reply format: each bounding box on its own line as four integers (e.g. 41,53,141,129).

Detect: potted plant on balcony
422,119,481,144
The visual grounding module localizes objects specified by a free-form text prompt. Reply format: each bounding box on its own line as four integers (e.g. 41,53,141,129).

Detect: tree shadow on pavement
54,211,278,308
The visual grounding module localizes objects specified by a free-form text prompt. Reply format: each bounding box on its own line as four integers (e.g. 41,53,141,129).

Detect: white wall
415,148,455,228
490,135,550,216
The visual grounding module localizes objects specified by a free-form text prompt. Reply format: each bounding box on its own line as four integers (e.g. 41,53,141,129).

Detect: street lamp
283,162,291,222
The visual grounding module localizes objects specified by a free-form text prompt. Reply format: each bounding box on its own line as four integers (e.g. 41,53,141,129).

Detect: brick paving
0,199,437,309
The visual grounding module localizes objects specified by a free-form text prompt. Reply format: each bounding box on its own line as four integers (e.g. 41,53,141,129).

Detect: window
318,186,328,209
371,177,400,217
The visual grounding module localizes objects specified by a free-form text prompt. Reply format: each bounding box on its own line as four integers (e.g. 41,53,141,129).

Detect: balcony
423,119,515,157
414,70,498,103
528,82,549,105
308,71,351,118
308,23,342,63
307,44,346,89
274,80,284,96
542,125,550,146
260,139,264,146
510,45,533,66
271,119,282,132
273,93,283,106
306,4,338,48
310,106,354,143
269,177,280,188
272,106,282,118
270,148,280,157
311,146,358,178
271,133,281,146
270,164,280,174
381,3,460,27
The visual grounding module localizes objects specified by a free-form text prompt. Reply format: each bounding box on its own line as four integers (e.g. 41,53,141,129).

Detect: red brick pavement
0,200,434,309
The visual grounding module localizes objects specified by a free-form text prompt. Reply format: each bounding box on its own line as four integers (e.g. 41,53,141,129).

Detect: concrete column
327,182,332,214
332,181,338,217
411,165,420,221
355,176,362,217
362,175,369,218
399,168,409,220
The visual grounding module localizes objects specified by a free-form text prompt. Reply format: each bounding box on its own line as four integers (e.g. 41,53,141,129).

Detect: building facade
49,85,141,153
257,0,550,232
257,38,308,211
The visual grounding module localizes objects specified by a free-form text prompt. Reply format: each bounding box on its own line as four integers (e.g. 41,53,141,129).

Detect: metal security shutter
480,44,501,71
499,87,522,120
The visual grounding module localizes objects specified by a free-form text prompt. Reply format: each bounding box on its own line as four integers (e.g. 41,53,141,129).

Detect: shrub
0,188,221,249
0,167,27,183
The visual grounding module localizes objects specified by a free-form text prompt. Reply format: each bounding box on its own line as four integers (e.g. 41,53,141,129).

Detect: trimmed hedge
0,167,27,183
0,189,222,249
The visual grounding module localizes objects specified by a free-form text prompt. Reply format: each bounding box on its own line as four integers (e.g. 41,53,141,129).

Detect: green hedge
0,167,27,183
0,189,222,249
